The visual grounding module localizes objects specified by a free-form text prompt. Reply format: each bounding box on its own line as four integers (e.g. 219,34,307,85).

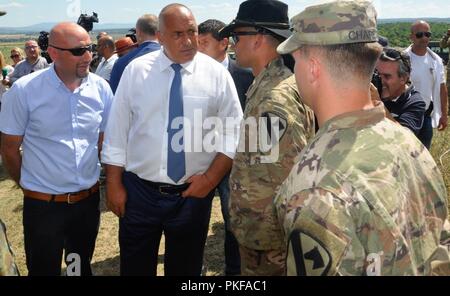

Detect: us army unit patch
261,111,288,146
288,230,331,276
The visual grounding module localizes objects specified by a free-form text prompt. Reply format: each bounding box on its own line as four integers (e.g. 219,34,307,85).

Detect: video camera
126,28,137,43
77,12,99,33
372,70,383,98
37,31,52,63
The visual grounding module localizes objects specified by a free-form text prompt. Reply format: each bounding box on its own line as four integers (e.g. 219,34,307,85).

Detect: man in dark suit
109,14,161,94
198,19,253,276
199,19,253,110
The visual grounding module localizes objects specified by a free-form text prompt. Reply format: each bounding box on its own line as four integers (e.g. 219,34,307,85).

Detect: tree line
378,22,450,49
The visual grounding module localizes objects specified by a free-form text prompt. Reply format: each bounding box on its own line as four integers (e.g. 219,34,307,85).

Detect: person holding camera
376,47,426,136
404,21,448,149
4,40,48,86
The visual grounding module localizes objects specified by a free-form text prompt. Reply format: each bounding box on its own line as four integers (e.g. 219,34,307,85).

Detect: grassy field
0,170,226,276
0,128,449,276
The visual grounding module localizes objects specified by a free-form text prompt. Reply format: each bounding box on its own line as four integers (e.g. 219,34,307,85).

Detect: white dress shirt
95,54,118,81
102,50,243,184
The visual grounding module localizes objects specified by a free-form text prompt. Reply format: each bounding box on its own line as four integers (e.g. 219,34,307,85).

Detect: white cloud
0,2,25,9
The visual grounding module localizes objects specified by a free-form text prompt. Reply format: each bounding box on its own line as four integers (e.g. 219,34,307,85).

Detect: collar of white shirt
158,49,195,74
48,64,89,91
220,56,229,69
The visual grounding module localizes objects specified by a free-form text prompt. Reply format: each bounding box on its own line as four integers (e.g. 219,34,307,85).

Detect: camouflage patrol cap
277,0,378,54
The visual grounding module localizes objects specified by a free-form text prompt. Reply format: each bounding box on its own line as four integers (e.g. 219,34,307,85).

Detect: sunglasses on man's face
49,44,94,56
415,31,432,39
230,31,271,44
381,48,411,72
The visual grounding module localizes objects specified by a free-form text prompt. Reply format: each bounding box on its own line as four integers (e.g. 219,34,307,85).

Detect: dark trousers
417,115,433,149
23,192,100,276
119,171,213,276
217,173,241,276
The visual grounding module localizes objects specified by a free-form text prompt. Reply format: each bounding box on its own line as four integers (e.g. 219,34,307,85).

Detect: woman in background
9,47,25,67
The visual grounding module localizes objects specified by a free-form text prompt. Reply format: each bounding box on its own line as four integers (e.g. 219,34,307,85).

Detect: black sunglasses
415,31,432,39
49,44,94,56
381,48,411,72
230,30,271,44
10,54,20,59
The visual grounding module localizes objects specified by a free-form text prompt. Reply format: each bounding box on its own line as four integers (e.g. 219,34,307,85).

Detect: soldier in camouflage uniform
275,0,450,276
220,0,315,276
0,219,19,276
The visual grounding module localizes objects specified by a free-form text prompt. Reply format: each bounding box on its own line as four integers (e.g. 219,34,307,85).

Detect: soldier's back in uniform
275,105,450,276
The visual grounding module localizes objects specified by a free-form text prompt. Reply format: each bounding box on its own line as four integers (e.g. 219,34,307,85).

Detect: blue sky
0,0,449,27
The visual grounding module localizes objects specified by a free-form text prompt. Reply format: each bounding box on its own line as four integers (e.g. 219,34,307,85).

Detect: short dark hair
198,19,226,41
379,47,411,78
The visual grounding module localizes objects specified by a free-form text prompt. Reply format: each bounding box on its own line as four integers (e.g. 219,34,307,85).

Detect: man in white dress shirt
101,3,243,276
95,36,118,82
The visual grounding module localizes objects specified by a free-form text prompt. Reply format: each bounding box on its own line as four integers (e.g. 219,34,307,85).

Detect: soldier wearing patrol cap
221,0,315,276
275,0,450,276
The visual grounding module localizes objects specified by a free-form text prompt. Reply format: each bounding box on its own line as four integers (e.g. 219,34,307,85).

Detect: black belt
143,180,190,196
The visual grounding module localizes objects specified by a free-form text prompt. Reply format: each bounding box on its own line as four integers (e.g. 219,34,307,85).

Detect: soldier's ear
308,55,321,87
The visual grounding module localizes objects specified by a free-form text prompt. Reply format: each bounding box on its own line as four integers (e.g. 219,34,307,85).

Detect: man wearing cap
221,0,315,276
109,14,161,94
115,37,136,58
198,18,254,276
274,0,450,276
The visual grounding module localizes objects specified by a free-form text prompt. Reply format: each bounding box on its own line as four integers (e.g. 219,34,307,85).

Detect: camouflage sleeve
257,77,315,167
0,220,19,276
283,188,367,276
440,34,450,49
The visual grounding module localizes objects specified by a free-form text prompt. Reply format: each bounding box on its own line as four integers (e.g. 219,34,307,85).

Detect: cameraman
376,47,426,136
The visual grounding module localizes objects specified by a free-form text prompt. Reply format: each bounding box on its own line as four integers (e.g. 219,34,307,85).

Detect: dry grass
1,128,450,276
0,169,226,276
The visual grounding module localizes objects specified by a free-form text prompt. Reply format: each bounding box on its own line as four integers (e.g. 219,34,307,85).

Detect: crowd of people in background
0,0,450,277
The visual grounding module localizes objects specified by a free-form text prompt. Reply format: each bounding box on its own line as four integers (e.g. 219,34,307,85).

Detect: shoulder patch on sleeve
286,214,350,276
288,230,332,276
261,111,288,144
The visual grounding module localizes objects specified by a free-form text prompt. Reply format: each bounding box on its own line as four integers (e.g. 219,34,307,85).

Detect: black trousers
119,171,213,276
23,192,100,276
